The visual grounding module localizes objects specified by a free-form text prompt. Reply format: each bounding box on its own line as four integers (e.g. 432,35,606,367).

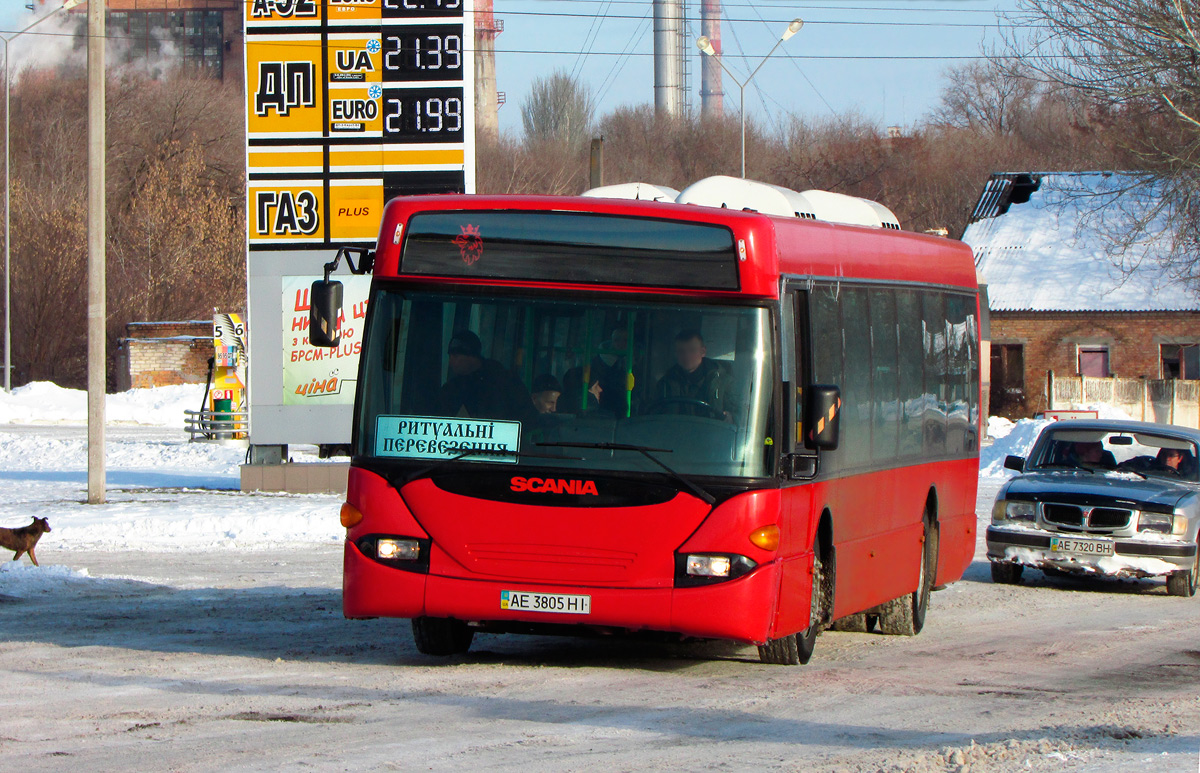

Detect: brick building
45,0,243,83
964,172,1200,418
115,320,213,391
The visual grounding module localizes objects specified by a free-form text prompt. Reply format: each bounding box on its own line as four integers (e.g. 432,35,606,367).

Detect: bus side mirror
1004,455,1025,472
309,279,343,347
806,385,841,450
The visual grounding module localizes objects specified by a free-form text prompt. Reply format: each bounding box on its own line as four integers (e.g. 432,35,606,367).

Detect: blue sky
492,0,1022,134
0,0,1021,134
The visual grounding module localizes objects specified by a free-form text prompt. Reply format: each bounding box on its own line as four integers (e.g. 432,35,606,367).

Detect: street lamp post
3,0,80,393
697,18,803,179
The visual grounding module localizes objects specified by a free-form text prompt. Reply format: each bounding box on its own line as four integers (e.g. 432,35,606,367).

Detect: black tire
878,519,934,636
758,553,823,665
412,617,474,656
1166,544,1199,597
829,613,869,632
990,561,1024,585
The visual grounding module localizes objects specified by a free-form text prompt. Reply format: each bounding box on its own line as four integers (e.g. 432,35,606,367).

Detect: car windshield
355,287,776,479
1031,427,1199,482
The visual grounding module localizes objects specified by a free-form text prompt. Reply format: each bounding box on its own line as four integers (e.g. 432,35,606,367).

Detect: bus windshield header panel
356,287,775,480
399,211,741,290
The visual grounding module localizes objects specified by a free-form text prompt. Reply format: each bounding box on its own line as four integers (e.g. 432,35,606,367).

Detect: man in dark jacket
650,329,737,421
437,330,535,423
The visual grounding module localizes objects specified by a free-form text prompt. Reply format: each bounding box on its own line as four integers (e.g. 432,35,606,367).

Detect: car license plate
500,590,591,615
1049,536,1114,556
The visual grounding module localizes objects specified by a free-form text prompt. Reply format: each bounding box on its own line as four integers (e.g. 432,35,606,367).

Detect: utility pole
87,0,105,504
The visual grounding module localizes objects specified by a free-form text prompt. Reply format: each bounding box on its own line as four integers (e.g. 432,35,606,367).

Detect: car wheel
990,561,1024,585
1166,543,1199,598
758,552,823,665
412,617,474,656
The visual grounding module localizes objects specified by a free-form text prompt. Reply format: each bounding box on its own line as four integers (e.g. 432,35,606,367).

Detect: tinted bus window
841,288,872,469
922,292,947,457
870,289,899,462
945,294,974,455
896,289,925,458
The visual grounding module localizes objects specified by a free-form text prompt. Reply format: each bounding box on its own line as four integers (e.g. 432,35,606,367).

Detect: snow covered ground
0,384,1197,771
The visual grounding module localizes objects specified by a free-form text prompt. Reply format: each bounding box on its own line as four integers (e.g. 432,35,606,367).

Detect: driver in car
650,329,737,421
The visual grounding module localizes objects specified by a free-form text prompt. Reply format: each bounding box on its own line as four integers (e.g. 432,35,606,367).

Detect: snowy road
2,480,1198,771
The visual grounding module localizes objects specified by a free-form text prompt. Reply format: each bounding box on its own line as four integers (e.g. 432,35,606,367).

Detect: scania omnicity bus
310,177,981,665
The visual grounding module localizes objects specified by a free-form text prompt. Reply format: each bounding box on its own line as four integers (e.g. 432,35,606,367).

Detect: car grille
1042,503,1132,532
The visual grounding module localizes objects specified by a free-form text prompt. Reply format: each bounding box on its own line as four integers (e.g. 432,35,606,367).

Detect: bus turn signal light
749,525,780,551
340,503,364,528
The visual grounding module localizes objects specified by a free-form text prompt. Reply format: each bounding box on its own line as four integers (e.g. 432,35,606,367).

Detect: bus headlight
377,538,421,561
675,553,758,587
356,535,431,573
687,555,732,577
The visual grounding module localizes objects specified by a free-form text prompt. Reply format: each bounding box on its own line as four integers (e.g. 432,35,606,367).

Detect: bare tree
1011,0,1200,279
932,57,1040,135
520,70,595,146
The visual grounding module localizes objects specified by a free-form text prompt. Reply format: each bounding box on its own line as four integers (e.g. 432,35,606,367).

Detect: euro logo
255,62,315,117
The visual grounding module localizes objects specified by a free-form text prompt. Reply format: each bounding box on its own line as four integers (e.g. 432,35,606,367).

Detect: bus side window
809,284,844,462
896,290,925,458
922,292,948,457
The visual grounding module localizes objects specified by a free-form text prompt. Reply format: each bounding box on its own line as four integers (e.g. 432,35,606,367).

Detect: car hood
1006,472,1194,512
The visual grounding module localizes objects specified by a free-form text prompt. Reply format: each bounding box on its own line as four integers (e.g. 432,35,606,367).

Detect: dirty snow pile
0,382,342,552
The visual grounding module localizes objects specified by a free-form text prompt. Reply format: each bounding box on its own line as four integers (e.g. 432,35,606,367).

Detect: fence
1047,372,1200,428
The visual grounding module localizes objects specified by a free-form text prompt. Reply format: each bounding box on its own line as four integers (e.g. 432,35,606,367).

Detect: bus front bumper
342,539,783,644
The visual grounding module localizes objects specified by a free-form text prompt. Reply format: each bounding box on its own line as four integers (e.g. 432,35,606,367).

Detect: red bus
312,180,981,664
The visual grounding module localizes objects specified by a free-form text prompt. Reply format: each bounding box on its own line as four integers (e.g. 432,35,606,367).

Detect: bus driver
650,329,738,421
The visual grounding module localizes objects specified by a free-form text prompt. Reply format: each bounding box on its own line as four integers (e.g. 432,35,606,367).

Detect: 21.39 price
383,91,464,140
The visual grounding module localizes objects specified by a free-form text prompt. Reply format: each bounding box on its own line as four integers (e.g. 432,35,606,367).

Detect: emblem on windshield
453,224,483,266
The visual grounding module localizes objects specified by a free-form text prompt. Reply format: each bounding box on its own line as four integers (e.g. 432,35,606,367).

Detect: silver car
987,419,1200,596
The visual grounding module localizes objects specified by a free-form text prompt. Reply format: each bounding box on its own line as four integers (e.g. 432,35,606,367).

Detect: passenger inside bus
590,326,638,416
436,330,535,423
648,329,738,421
530,374,562,415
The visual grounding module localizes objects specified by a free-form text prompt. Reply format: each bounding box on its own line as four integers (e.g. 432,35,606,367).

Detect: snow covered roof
963,172,1200,312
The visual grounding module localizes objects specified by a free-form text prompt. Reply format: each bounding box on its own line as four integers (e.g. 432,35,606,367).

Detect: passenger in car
1070,441,1117,470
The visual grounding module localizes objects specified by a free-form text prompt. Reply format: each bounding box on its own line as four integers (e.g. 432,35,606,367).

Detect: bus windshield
355,287,776,479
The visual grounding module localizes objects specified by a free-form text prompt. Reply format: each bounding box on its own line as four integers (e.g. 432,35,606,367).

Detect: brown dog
0,517,51,566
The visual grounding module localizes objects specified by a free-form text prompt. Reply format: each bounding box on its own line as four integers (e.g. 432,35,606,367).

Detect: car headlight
1139,512,1188,536
993,500,1036,523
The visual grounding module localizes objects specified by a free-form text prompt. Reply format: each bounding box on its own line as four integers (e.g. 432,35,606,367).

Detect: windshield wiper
402,446,578,485
536,441,717,505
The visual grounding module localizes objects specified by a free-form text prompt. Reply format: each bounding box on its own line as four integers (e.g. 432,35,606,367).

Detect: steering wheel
646,397,724,420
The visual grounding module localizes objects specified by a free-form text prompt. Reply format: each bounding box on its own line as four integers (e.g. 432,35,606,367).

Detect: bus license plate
1050,536,1114,556
500,590,591,615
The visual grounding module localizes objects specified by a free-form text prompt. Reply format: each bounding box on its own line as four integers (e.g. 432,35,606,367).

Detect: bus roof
374,194,978,297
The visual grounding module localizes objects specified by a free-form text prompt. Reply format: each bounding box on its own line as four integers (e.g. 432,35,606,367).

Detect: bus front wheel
412,617,474,656
758,553,823,665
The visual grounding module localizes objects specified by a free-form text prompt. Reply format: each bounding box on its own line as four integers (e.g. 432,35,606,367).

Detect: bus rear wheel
412,617,474,656
879,520,934,636
758,553,823,665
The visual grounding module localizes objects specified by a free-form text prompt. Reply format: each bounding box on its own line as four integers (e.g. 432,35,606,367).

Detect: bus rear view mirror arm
309,246,375,348
806,385,841,450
